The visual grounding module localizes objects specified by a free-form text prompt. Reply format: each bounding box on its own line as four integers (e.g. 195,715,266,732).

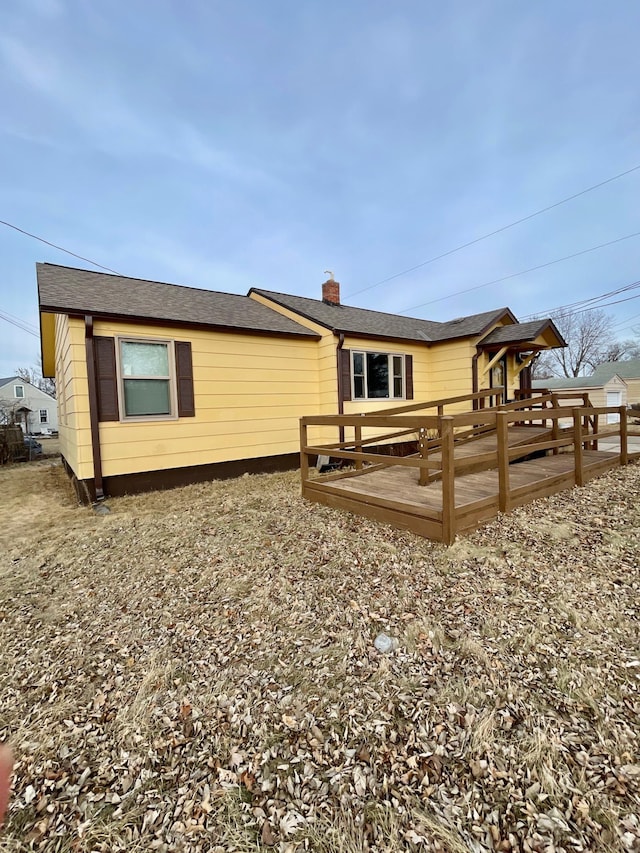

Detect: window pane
15,386,24,398
40,409,48,423
124,379,171,416
122,342,169,377
366,353,389,398
352,352,364,374
354,376,365,399
393,356,403,398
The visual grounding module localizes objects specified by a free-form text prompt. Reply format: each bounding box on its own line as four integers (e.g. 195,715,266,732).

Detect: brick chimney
322,276,340,305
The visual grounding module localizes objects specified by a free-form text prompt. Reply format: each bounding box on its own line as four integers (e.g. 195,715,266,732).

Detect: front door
490,356,507,406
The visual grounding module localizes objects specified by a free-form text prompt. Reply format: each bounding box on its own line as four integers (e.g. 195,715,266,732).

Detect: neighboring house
590,358,640,406
37,263,565,502
532,374,628,422
0,375,58,435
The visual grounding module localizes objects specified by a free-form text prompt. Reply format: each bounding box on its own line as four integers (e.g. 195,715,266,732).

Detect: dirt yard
0,459,639,852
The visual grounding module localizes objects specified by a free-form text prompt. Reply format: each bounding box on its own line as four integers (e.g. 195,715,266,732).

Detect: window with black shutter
96,336,196,422
348,350,413,400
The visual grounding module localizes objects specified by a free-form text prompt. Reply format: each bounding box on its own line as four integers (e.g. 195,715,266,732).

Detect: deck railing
300,397,639,544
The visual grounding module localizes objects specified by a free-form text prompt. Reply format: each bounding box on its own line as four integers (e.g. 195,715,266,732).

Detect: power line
520,279,640,321
0,219,120,274
612,310,640,330
397,230,640,314
346,162,640,298
0,310,40,338
0,307,38,333
569,291,640,317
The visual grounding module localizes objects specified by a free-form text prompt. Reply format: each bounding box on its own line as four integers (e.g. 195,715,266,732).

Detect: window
14,385,24,398
352,351,406,400
118,339,174,419
95,336,195,422
39,409,48,424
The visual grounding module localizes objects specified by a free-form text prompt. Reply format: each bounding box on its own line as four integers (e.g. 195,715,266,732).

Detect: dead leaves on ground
0,464,639,850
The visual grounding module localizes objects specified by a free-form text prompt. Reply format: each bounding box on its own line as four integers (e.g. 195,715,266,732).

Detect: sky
1,0,640,378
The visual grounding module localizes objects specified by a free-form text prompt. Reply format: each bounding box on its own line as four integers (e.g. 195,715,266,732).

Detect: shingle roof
250,288,511,343
531,374,625,390
0,376,19,387
37,264,319,339
479,319,565,347
591,358,640,380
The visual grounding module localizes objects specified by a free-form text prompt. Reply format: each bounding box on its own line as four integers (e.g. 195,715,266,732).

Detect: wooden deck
300,391,640,544
304,449,621,541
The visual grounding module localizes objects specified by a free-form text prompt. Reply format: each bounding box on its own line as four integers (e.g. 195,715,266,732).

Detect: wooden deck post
441,417,456,544
552,413,559,455
620,406,628,466
573,409,584,487
496,411,510,514
299,420,309,483
418,427,428,486
354,424,363,471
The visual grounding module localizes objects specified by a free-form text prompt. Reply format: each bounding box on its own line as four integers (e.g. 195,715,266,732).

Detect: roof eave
40,306,321,341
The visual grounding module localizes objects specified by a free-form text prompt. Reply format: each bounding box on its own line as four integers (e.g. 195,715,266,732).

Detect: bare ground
0,459,639,852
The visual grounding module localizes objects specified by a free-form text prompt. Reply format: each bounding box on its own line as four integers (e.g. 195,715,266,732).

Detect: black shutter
94,336,119,421
405,354,414,400
339,348,351,402
175,341,195,417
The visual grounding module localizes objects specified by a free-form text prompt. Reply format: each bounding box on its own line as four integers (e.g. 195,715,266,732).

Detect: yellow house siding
250,293,339,444
428,339,476,409
40,312,56,377
54,314,94,480
92,319,321,477
250,291,338,416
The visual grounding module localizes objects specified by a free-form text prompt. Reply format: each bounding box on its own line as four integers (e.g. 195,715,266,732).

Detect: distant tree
530,358,554,381
600,338,640,363
0,396,21,426
533,308,615,378
14,361,56,397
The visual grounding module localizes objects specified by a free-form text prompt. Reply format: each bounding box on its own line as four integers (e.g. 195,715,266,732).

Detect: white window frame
14,384,24,398
116,336,178,422
351,351,406,401
39,409,48,424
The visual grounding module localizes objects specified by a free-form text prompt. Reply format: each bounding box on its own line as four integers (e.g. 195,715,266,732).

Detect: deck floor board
327,450,617,512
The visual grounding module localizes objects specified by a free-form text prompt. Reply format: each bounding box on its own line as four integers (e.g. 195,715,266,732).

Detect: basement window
352,351,405,400
118,339,175,419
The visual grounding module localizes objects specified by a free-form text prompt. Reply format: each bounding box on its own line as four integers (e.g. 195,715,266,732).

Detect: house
37,263,565,502
590,358,640,406
0,375,58,435
532,373,628,423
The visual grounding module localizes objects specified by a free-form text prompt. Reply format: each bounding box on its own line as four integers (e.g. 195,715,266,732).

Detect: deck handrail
364,387,564,418
363,387,504,417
